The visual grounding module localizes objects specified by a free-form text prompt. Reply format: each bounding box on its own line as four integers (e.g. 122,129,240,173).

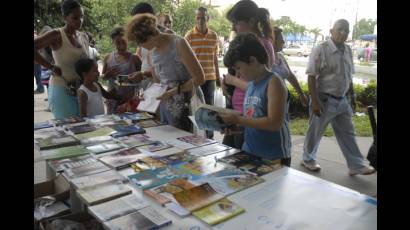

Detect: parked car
283,44,311,57
357,47,377,62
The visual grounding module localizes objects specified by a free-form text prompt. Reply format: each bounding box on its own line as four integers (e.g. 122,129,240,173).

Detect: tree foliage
353,18,377,39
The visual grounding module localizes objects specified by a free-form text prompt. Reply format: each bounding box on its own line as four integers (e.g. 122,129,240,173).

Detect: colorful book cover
137,83,168,113
99,147,147,169
49,154,96,173
177,134,216,147
88,194,149,222
192,198,245,226
172,182,225,212
34,128,65,140
86,140,126,155
195,168,265,196
110,124,146,138
170,157,228,181
117,134,155,147
218,152,282,176
130,157,166,172
103,206,172,230
157,153,195,165
187,143,232,157
144,178,195,206
40,145,89,160
194,104,240,132
36,134,80,150
138,141,172,152
80,135,113,146
128,167,182,190
77,180,132,206
75,127,116,140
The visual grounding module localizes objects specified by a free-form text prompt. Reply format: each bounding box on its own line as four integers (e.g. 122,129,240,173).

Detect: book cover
99,147,147,169
86,140,126,155
36,134,80,150
194,168,265,196
172,183,225,212
104,206,172,230
110,124,146,138
177,134,216,147
67,123,97,134
86,114,121,124
138,141,172,152
120,112,154,121
64,161,110,179
77,180,132,206
117,134,155,148
170,157,228,181
75,127,116,140
70,170,127,190
144,178,195,206
192,198,245,226
194,104,240,132
34,201,70,221
218,152,282,176
40,145,89,160
137,83,168,113
88,194,149,222
34,120,53,130
130,157,166,172
137,119,163,128
157,153,195,165
49,154,96,173
34,128,65,140
187,143,232,157
80,135,113,146
51,117,85,126
148,147,187,158
128,167,182,190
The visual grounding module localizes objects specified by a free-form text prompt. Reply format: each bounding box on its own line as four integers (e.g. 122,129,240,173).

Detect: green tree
172,0,202,36
208,6,232,38
309,27,321,43
353,18,377,39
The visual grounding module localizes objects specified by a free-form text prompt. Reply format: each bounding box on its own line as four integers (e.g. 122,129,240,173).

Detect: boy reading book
219,33,292,166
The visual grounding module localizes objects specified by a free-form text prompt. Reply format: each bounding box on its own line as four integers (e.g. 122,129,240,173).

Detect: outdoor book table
39,125,377,229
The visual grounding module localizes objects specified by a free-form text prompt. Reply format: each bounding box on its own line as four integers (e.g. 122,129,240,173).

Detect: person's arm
34,29,62,75
308,75,321,116
77,89,88,117
214,49,221,87
101,54,120,81
220,77,287,132
282,59,308,106
96,82,121,100
224,73,248,92
348,81,356,112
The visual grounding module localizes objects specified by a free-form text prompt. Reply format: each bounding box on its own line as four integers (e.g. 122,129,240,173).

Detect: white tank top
140,47,152,72
79,83,105,117
51,28,89,86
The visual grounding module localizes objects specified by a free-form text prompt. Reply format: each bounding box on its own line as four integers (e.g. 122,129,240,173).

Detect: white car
283,44,311,57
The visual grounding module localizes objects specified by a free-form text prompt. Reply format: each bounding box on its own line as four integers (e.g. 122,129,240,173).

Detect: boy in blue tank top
220,33,292,166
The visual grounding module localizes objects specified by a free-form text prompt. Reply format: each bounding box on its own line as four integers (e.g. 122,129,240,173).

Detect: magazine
187,143,232,157
40,145,89,160
128,167,182,190
192,198,245,226
137,83,168,113
194,104,241,132
99,147,148,169
177,134,216,147
48,154,96,173
116,134,155,148
143,178,195,206
77,180,132,206
218,152,282,176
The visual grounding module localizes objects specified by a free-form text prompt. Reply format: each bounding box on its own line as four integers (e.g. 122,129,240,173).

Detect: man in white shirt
301,19,375,176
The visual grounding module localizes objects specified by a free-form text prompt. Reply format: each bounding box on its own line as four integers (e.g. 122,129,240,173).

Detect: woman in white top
75,58,128,117
34,0,90,119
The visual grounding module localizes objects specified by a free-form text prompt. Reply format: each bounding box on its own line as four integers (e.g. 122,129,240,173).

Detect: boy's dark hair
131,2,154,16
110,26,125,40
75,58,95,82
223,33,268,68
61,0,81,17
197,6,208,13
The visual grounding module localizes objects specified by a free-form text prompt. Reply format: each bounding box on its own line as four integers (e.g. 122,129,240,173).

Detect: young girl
102,26,142,114
75,58,129,117
221,0,275,149
220,33,291,166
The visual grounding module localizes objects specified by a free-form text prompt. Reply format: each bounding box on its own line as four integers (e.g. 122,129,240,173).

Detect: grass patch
289,110,376,137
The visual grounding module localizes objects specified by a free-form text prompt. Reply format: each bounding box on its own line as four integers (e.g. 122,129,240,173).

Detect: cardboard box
40,212,104,230
34,174,71,228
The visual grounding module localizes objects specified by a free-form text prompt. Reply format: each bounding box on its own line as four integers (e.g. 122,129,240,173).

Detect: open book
194,104,241,132
137,83,168,113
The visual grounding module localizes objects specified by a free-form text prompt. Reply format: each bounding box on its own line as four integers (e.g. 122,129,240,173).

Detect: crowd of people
34,0,375,175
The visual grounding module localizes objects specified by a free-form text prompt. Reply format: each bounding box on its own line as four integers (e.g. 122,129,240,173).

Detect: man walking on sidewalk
301,19,375,176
